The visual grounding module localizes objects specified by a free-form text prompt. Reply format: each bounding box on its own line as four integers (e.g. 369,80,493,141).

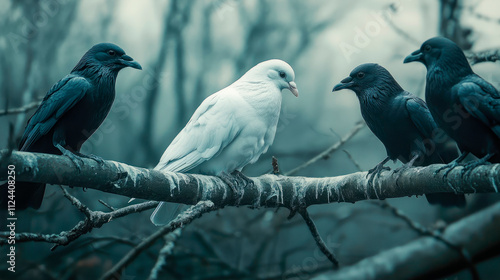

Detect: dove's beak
288,81,299,97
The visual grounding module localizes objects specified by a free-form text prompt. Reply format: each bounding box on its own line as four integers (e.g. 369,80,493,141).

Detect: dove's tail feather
150,163,187,225
150,202,187,226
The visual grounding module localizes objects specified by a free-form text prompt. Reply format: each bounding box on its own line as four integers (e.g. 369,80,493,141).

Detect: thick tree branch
1,150,499,211
313,201,500,280
372,201,479,279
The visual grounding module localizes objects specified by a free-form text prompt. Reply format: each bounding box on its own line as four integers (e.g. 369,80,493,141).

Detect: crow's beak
332,77,353,91
403,50,423,64
288,81,299,97
120,55,142,70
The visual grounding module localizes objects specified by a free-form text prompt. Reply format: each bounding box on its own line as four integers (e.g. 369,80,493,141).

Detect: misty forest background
1,0,500,279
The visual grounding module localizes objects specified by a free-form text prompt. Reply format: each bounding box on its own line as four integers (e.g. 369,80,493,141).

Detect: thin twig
461,4,500,25
100,201,215,280
384,6,420,45
285,121,365,176
60,186,92,217
0,192,158,249
343,149,363,172
272,156,280,174
298,208,339,268
466,49,500,65
147,229,182,280
0,100,41,117
98,199,116,211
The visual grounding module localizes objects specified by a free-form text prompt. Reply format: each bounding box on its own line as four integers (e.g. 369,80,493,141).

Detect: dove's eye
279,71,286,78
357,72,365,79
108,50,116,56
424,45,432,52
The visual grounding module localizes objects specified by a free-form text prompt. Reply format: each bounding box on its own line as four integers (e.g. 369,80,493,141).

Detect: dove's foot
434,152,469,180
55,144,84,171
232,170,254,187
218,172,245,202
461,153,493,179
75,152,105,166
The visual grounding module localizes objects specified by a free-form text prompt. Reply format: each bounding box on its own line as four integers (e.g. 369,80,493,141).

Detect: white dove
150,59,298,225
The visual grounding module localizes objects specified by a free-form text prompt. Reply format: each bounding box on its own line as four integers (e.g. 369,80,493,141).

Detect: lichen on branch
1,150,499,211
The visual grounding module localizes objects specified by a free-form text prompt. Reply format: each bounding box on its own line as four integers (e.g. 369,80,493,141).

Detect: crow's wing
406,94,459,163
455,76,500,138
20,74,90,150
405,95,436,139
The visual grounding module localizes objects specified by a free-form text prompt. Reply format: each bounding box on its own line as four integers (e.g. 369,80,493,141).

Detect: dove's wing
155,89,243,172
151,88,246,226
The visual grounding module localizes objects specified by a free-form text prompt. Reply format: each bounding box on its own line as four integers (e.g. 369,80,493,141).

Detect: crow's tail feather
425,193,466,208
0,181,46,210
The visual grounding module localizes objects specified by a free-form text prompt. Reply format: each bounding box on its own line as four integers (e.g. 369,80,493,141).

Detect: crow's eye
279,71,286,78
424,45,432,52
108,50,116,56
357,72,365,79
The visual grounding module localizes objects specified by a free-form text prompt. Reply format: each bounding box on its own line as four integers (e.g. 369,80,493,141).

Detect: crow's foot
434,152,469,180
75,152,105,166
461,154,493,179
55,144,84,171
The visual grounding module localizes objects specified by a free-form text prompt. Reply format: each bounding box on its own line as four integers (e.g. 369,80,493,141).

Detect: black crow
1,43,142,210
404,37,500,176
333,63,465,207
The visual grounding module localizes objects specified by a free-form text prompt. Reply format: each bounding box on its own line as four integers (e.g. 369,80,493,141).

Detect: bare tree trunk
439,0,472,50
